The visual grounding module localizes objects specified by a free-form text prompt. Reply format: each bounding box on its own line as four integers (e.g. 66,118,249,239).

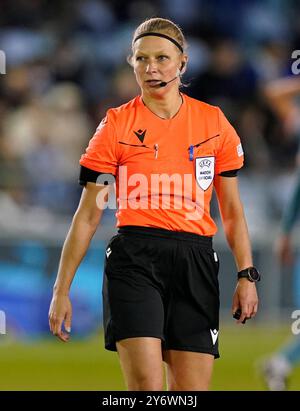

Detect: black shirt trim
218,169,239,177
79,166,115,186
79,166,239,187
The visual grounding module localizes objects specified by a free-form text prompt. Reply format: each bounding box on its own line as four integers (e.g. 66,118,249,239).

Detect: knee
128,374,164,391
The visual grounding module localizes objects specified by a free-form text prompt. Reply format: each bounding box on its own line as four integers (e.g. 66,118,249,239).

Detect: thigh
103,234,166,351
163,349,214,391
164,244,220,358
117,337,164,391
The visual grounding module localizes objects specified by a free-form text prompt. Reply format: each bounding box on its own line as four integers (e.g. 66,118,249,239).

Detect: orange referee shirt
80,93,244,236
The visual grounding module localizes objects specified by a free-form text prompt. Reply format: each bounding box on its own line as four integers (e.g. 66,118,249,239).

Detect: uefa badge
195,156,215,191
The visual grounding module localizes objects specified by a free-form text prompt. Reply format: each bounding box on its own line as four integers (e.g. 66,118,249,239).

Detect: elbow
72,209,101,232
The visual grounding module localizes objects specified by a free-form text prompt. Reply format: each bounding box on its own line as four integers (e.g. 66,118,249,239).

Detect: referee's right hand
48,294,72,342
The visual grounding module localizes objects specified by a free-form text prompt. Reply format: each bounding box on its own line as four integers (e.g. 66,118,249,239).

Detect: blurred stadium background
0,0,300,390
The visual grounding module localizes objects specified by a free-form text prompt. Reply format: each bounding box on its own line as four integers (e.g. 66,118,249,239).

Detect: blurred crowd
0,0,300,234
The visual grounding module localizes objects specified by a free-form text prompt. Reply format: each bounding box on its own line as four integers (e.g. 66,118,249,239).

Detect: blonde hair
131,17,187,53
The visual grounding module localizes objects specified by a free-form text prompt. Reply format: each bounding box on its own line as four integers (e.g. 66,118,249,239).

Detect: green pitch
0,325,299,390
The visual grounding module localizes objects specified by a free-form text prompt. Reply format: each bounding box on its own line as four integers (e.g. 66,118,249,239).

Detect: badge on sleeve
195,156,215,191
237,143,244,157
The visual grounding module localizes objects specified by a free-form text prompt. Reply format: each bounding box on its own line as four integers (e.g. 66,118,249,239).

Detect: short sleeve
79,110,118,176
215,108,244,175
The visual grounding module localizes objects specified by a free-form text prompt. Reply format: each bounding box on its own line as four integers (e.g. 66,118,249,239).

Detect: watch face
249,267,260,281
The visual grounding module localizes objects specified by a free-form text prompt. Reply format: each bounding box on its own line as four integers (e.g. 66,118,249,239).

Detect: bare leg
117,337,164,391
163,350,214,391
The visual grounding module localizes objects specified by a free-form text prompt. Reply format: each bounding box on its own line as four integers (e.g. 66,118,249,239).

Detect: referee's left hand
232,279,258,324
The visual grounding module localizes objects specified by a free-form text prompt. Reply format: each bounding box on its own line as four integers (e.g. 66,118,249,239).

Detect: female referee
49,17,259,391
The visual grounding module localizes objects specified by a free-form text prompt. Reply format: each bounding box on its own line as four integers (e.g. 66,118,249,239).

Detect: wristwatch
237,266,261,282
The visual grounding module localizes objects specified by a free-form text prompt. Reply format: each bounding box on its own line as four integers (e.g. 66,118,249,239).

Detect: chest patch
195,156,215,191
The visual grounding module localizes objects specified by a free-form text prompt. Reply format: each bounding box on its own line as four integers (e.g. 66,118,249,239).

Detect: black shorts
102,225,220,358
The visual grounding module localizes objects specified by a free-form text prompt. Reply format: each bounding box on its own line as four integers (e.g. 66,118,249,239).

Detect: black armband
78,165,115,186
218,169,239,177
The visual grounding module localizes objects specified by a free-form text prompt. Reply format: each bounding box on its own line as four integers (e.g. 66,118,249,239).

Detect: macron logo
210,329,219,345
106,247,112,258
134,129,146,143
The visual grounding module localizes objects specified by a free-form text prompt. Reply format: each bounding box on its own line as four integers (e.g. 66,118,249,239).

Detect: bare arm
214,175,258,323
214,175,252,270
49,182,110,341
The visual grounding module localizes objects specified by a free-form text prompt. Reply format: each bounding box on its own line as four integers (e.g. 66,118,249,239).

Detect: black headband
133,32,183,53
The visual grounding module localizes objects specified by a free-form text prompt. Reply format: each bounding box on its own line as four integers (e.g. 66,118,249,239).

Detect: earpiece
180,61,185,71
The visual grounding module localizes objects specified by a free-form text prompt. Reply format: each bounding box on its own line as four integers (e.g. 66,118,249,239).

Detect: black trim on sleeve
79,165,115,186
218,169,239,177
